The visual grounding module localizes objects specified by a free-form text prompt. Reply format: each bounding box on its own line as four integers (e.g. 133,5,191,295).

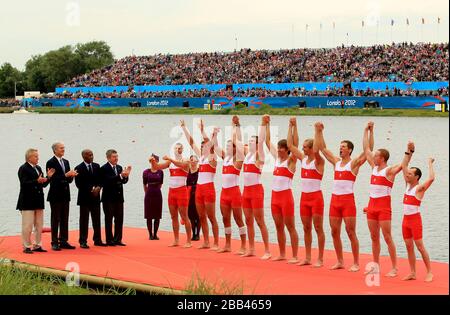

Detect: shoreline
1,106,449,117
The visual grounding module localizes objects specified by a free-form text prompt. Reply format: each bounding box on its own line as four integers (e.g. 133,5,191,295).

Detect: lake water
1,114,448,262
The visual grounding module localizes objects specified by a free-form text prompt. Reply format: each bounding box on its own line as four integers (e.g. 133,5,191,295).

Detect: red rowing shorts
220,186,242,208
195,182,216,204
168,186,189,208
329,193,356,218
242,184,264,209
300,190,324,217
402,213,423,240
366,196,392,221
271,189,295,217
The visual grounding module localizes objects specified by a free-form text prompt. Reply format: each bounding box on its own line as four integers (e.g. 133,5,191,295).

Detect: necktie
113,165,118,175
88,164,93,174
60,159,65,173
33,166,39,176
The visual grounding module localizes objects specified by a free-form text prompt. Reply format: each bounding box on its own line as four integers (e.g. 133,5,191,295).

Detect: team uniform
402,184,423,240
271,158,295,217
168,163,189,208
366,166,394,221
300,157,324,217
329,160,357,218
220,156,242,208
242,152,264,209
195,155,216,204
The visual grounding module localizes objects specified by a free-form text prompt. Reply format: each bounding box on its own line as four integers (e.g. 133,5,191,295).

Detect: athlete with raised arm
180,119,219,250
363,121,403,277
264,115,299,264
287,117,325,267
314,121,372,272
401,141,435,282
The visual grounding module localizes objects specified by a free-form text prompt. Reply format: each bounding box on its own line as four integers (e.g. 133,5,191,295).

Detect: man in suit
17,148,55,254
100,149,131,246
75,149,106,248
46,142,78,251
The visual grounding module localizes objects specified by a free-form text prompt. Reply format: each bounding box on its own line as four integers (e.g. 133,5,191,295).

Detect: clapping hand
65,170,78,177
47,168,55,178
37,175,48,184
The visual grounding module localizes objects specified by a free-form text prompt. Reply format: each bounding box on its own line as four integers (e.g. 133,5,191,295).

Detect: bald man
75,149,105,248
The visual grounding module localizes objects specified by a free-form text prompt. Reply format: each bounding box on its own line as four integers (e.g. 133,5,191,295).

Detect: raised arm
363,121,375,168
265,117,277,159
232,116,247,160
180,119,201,156
256,115,268,167
417,158,435,193
287,117,304,160
315,122,340,165
210,127,225,160
401,141,415,181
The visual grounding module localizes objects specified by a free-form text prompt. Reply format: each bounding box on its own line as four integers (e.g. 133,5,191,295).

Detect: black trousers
79,203,102,244
103,201,124,243
50,201,70,245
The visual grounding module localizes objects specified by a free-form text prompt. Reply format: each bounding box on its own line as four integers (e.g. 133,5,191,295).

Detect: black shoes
191,235,200,241
153,236,159,240
51,244,61,251
80,243,90,249
23,248,33,254
94,241,107,247
32,246,47,252
114,242,126,246
106,242,116,246
60,242,76,249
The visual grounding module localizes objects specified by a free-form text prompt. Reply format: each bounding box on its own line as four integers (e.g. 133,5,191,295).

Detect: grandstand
25,42,449,110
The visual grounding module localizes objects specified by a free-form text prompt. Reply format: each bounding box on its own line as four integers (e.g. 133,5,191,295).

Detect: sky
1,0,449,70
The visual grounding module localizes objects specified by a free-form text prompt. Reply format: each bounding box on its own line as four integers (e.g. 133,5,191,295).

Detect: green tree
75,41,114,73
0,63,22,98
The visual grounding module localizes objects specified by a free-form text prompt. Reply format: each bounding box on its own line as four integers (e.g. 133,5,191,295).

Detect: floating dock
0,227,448,294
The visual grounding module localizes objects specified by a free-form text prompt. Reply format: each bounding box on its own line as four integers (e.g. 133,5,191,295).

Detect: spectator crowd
61,42,449,88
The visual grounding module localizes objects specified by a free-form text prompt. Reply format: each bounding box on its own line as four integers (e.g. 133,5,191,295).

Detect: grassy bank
0,105,447,117
0,259,136,295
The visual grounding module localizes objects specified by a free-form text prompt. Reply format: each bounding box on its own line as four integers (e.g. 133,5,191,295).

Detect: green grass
0,259,136,295
184,271,246,295
23,105,450,117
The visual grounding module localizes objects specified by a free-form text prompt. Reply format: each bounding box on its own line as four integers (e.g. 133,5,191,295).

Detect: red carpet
0,227,448,294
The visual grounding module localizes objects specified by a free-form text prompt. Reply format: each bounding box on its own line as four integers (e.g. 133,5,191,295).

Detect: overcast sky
1,0,449,70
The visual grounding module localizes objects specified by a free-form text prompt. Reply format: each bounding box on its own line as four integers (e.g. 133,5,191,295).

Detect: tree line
0,41,114,98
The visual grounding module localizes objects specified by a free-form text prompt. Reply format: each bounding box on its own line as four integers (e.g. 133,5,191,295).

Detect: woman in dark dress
143,154,164,240
187,155,201,241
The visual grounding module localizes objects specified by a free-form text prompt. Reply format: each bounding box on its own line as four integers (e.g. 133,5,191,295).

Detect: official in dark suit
46,142,78,251
75,149,106,248
100,149,131,246
17,148,55,254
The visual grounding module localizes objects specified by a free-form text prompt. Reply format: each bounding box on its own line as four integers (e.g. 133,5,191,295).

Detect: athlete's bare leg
284,215,299,264
415,239,433,282
218,204,232,253
232,206,246,255
312,214,325,267
178,206,192,248
272,213,286,261
196,202,210,249
205,202,219,250
168,205,180,247
242,208,255,257
402,238,417,281
298,216,312,266
380,220,397,277
254,207,271,260
344,216,360,272
329,217,345,270
366,219,380,275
